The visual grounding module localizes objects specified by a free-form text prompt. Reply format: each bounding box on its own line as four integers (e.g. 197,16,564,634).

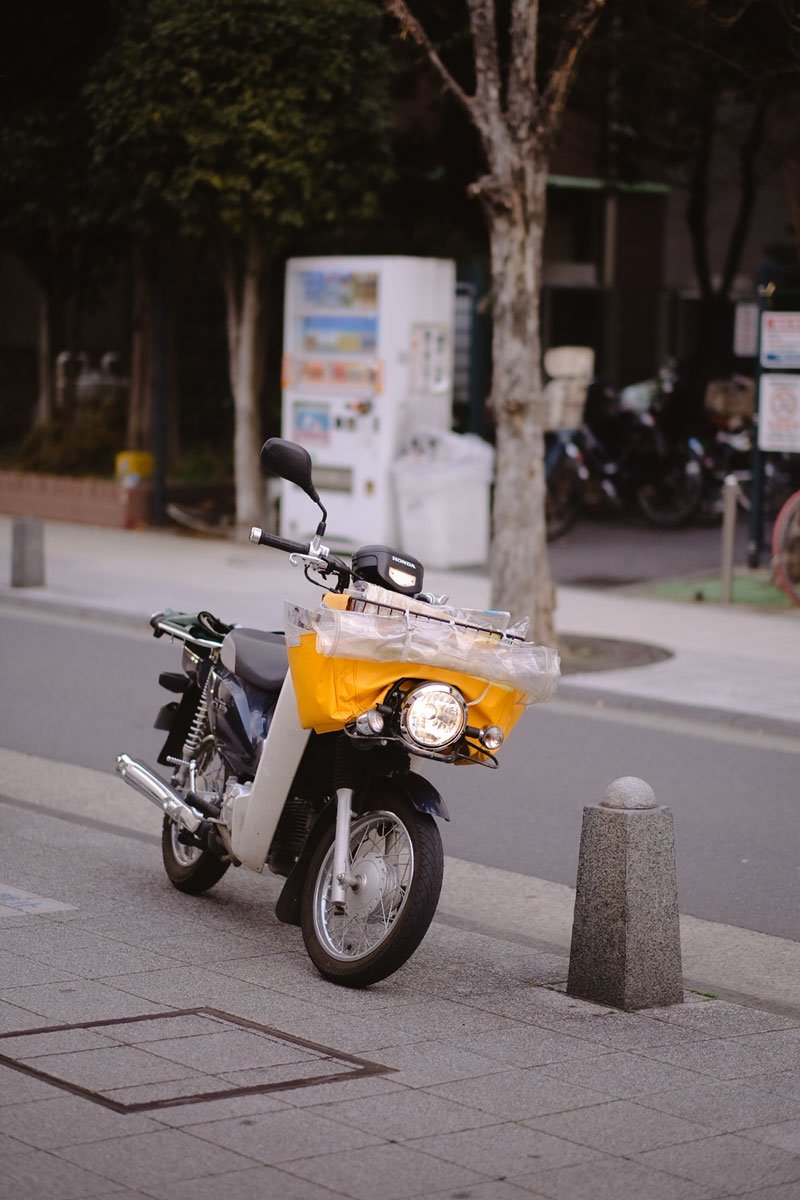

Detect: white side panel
230,674,310,872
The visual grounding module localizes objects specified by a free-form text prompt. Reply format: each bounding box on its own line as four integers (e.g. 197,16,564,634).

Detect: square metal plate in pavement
0,1007,392,1112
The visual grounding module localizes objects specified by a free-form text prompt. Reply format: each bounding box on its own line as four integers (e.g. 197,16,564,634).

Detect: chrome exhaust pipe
116,753,203,834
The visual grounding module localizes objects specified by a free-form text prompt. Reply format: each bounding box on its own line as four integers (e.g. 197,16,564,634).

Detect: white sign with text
759,373,800,452
760,312,800,368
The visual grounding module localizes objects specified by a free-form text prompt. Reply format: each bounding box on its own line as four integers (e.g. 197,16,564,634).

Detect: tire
738,458,797,521
545,455,583,542
636,446,703,528
300,792,444,988
772,490,800,606
161,741,230,895
161,817,230,894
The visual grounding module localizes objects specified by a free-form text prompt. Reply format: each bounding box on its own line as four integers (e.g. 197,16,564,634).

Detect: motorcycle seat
220,628,288,692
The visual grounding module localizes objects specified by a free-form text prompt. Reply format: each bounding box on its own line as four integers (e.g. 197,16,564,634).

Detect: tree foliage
88,0,390,247
0,1,116,421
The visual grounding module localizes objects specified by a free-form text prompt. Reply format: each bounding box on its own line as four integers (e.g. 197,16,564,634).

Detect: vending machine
280,256,455,547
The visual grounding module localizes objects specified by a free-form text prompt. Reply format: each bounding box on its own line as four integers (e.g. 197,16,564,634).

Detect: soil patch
558,634,672,675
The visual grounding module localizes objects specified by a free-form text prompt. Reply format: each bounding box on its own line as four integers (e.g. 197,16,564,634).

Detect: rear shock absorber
169,674,212,790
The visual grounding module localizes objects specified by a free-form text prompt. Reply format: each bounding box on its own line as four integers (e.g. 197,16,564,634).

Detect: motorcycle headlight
399,683,468,749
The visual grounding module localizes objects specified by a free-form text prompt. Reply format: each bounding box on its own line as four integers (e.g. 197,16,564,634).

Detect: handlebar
249,527,311,556
249,526,351,585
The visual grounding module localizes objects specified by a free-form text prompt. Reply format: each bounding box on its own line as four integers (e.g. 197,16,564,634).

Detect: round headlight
399,683,468,749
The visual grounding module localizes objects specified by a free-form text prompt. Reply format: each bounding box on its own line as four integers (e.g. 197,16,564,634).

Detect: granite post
11,516,45,587
567,776,683,1009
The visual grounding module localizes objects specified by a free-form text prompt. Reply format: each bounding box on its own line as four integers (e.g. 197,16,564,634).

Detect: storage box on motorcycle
280,256,456,549
285,586,560,737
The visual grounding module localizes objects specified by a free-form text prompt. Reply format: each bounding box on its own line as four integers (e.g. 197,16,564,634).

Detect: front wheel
636,447,703,528
300,794,444,988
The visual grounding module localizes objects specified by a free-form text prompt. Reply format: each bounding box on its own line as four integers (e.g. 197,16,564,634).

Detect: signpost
748,265,800,566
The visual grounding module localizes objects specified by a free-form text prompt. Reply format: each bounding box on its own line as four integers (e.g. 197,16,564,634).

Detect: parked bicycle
772,488,800,605
544,377,705,541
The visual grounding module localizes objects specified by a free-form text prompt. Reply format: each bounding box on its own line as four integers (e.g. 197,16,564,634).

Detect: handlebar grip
249,527,310,556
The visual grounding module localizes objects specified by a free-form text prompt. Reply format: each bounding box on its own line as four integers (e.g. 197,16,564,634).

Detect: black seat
220,629,288,692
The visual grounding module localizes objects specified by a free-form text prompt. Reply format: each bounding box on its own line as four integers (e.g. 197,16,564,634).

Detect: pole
720,474,738,604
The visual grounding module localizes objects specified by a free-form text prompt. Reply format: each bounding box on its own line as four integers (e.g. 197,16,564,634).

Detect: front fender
275,771,448,927
387,770,450,822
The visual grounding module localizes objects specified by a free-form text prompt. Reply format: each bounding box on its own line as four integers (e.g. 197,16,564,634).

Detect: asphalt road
2,606,796,943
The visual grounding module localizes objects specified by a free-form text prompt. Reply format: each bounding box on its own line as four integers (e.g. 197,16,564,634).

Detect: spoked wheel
772,490,800,605
545,454,584,542
300,794,444,988
737,459,798,521
636,447,703,528
161,742,230,895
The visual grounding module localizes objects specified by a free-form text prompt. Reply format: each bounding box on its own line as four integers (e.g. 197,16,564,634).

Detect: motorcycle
117,437,559,987
544,375,705,541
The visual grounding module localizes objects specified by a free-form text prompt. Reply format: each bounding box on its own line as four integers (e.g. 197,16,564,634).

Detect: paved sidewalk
2,516,800,1198
2,753,800,1200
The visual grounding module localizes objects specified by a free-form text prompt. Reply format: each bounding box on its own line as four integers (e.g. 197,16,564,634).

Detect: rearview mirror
260,437,327,536
261,438,314,495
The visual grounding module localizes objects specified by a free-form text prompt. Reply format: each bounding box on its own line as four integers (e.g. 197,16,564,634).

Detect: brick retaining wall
0,471,152,528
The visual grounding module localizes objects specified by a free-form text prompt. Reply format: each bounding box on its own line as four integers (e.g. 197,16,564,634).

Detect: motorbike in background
545,373,705,541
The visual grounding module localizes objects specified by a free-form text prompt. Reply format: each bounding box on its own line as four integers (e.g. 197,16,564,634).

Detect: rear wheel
300,793,443,987
636,446,703,528
161,743,230,895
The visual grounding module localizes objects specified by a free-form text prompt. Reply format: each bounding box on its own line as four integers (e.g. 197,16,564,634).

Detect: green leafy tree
89,0,390,524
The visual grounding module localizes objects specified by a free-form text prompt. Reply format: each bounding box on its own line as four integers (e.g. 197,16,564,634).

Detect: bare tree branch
383,0,477,126
539,0,607,146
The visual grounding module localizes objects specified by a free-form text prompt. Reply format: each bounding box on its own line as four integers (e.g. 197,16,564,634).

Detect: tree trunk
785,156,800,257
128,242,155,451
487,169,556,648
223,226,266,530
36,285,57,425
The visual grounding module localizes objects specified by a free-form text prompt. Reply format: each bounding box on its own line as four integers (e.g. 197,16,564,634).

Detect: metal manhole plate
0,1008,392,1113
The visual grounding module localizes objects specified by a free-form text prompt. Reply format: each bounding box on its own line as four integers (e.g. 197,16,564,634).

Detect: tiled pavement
1,798,799,1199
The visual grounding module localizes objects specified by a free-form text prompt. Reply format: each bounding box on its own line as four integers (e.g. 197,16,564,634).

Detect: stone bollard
11,517,45,588
567,776,683,1010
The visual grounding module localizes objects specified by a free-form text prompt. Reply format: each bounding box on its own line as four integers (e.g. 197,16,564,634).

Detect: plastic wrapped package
285,590,560,709
347,581,522,634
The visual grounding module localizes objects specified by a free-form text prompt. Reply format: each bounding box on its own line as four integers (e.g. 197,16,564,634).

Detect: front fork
331,786,358,906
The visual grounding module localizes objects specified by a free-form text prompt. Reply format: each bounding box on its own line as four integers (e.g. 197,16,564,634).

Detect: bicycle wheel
545,453,584,541
636,444,703,528
771,490,800,605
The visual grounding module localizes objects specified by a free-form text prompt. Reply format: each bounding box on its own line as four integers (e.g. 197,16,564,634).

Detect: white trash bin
391,429,494,568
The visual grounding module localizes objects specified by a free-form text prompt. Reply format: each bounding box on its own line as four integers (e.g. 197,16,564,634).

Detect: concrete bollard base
567,776,683,1010
11,517,45,588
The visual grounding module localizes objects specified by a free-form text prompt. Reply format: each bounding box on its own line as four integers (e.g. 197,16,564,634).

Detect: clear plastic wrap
285,586,560,706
